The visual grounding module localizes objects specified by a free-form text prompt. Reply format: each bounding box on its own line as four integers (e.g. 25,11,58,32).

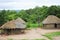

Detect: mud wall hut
42,15,60,29
0,18,26,35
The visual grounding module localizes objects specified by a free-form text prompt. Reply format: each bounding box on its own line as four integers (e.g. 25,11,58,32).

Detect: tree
18,10,29,22
47,6,58,15
0,10,6,26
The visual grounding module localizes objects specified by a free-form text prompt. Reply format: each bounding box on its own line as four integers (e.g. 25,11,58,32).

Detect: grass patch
7,38,13,40
43,32,60,40
21,39,45,40
26,22,43,29
26,23,38,29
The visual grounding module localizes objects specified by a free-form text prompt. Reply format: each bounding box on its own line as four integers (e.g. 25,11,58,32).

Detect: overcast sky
0,0,60,10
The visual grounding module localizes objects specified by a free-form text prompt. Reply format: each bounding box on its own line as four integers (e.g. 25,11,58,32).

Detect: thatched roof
0,18,26,29
42,15,60,24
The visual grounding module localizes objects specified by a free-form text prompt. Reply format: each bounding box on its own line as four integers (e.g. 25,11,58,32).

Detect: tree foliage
0,5,60,26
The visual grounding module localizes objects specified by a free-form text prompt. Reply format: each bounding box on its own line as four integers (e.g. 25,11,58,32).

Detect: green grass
43,32,60,40
7,38,13,40
7,38,45,40
20,39,45,40
26,23,38,29
26,22,43,29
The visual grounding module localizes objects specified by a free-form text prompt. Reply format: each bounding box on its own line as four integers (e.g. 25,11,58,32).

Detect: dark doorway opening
55,23,57,28
6,29,11,35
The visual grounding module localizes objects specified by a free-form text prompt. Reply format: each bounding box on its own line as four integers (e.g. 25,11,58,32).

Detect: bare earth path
0,28,60,40
36,28,60,35
53,36,60,40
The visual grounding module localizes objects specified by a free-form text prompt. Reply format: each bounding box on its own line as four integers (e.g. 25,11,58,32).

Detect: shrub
26,22,43,29
39,23,43,28
26,22,38,29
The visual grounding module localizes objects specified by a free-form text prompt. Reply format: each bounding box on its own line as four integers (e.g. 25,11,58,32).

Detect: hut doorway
55,24,57,28
4,29,11,35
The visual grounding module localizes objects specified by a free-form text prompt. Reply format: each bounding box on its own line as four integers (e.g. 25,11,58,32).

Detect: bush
39,23,43,28
26,22,38,29
26,22,43,29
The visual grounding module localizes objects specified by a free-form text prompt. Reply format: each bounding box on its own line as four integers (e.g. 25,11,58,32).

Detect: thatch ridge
0,18,26,29
42,15,60,24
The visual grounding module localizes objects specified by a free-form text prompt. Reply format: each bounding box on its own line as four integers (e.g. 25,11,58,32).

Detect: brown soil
53,36,60,40
0,28,60,40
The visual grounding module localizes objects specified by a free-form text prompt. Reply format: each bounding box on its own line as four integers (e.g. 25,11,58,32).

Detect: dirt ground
0,28,60,40
53,36,60,40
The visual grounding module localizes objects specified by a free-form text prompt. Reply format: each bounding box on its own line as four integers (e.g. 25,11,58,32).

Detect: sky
0,0,60,10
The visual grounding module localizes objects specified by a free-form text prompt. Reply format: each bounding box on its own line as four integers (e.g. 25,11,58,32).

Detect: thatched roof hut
0,18,26,35
42,15,60,29
42,15,60,24
0,18,26,29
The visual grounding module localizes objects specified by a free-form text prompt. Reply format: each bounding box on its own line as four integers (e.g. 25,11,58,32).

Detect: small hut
42,15,60,29
0,18,26,35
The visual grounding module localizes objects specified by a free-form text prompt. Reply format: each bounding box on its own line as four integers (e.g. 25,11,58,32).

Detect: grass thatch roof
42,15,60,24
0,18,26,29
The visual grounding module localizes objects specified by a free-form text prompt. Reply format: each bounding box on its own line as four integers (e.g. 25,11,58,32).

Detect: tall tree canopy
0,5,60,26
